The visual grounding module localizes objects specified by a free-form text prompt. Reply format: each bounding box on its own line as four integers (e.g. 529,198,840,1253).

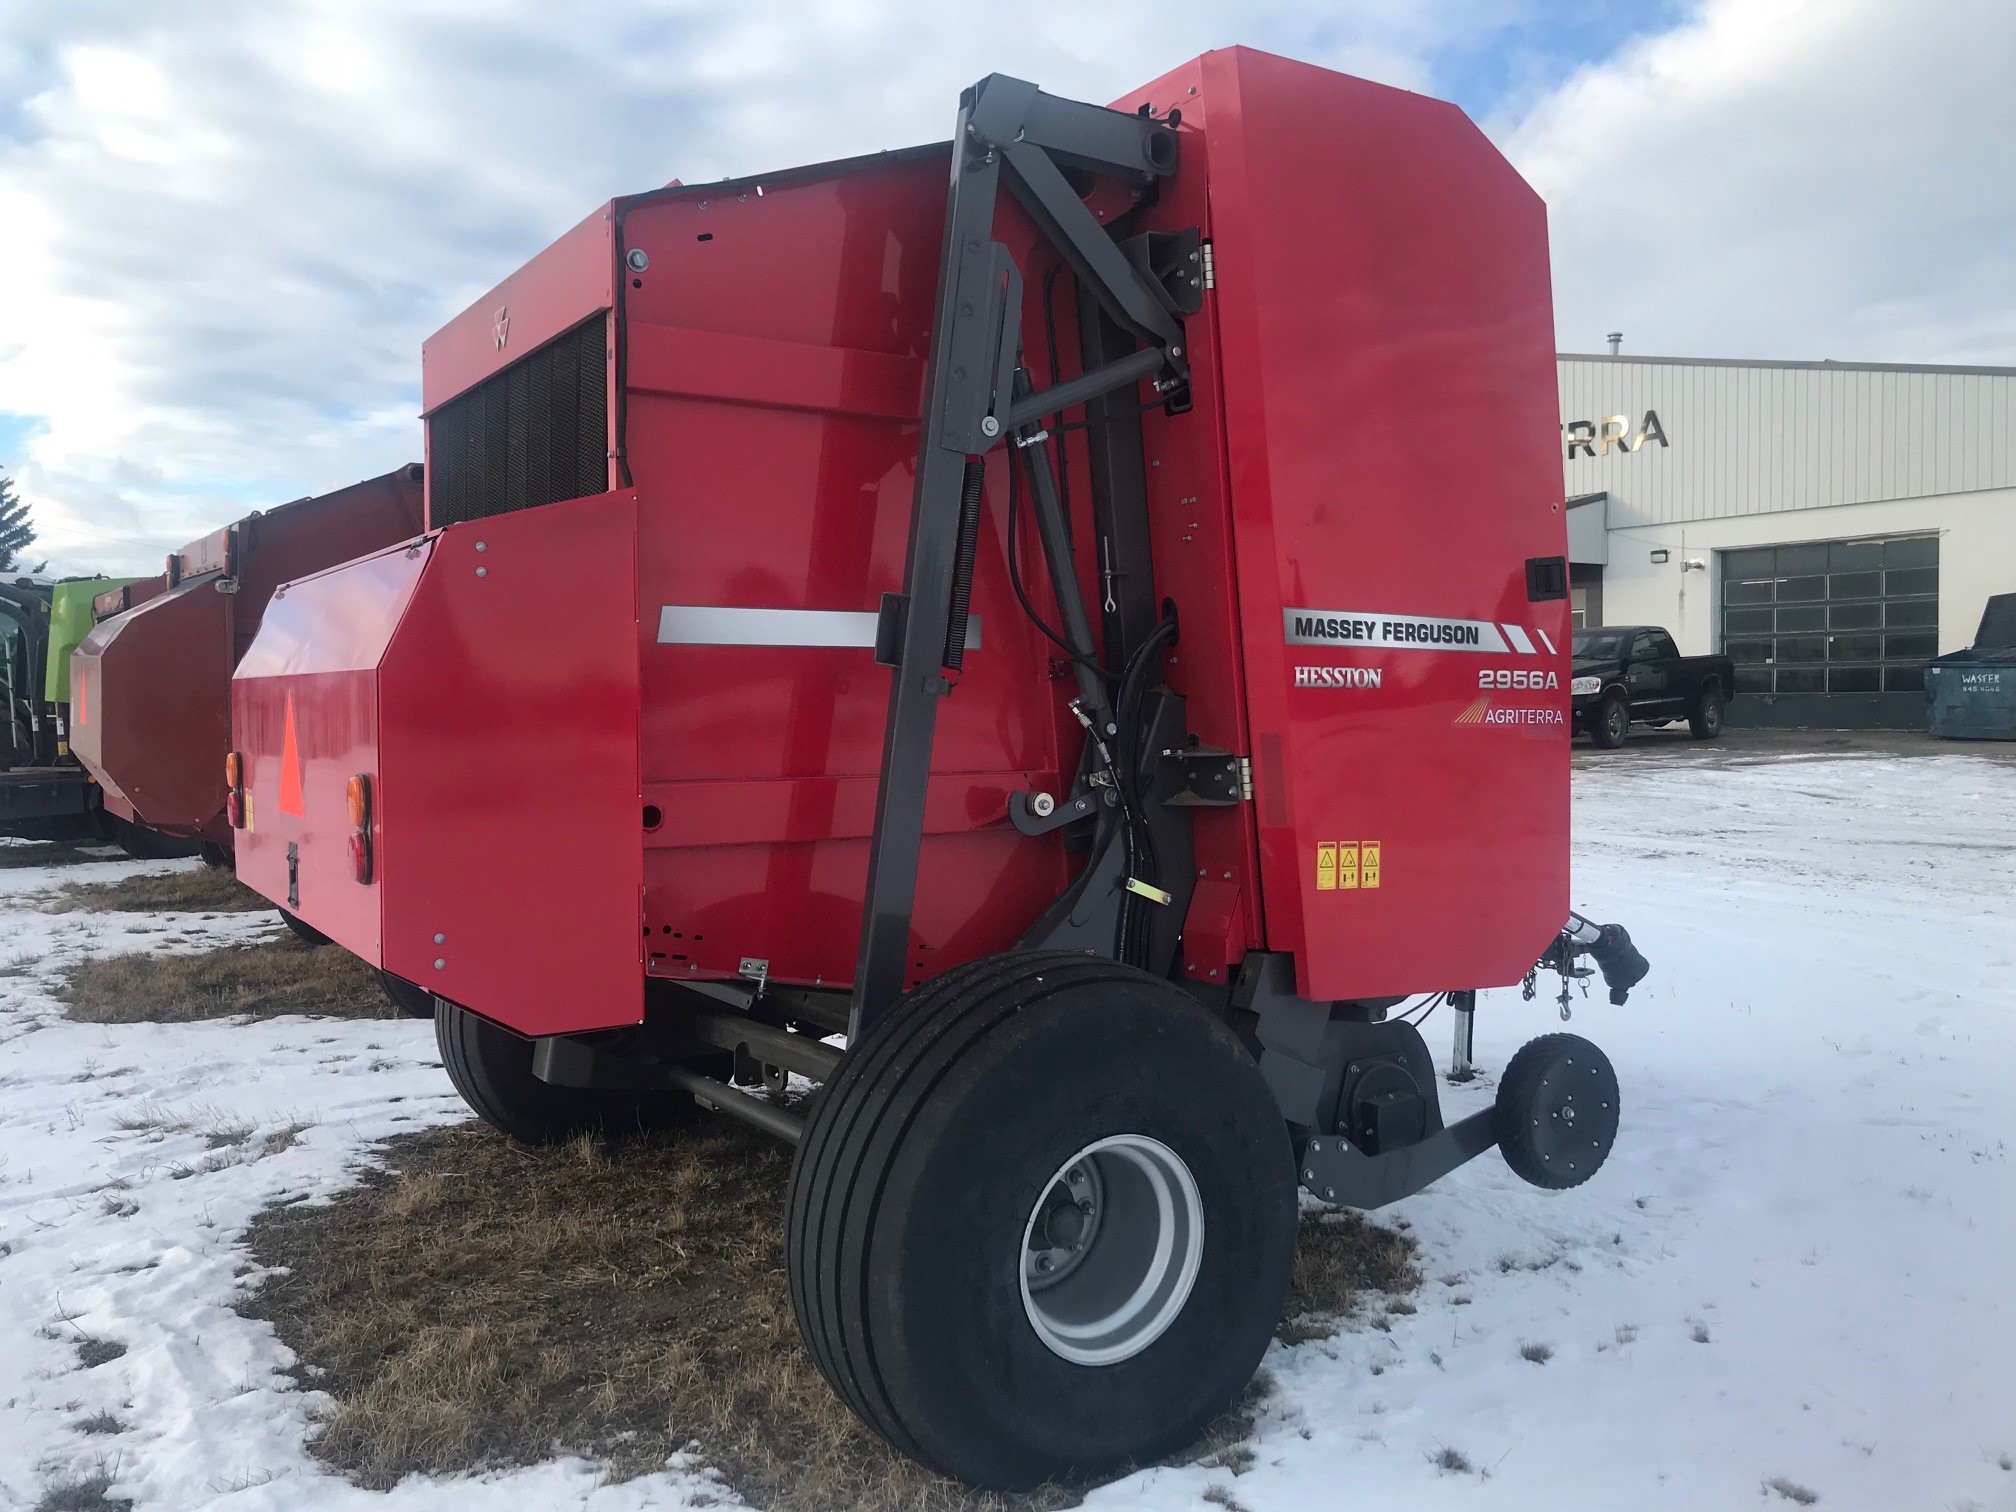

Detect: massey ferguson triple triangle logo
493,306,510,351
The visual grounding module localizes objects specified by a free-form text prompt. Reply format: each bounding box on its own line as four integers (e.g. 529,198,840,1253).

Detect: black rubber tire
277,908,329,947
1591,691,1630,749
198,841,232,870
434,999,707,1145
375,969,435,1018
786,950,1298,1490
1688,685,1725,740
111,817,202,860
1495,1033,1619,1191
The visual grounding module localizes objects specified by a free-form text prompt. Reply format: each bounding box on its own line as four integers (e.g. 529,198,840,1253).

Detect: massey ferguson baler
230,48,1648,1488
71,466,423,874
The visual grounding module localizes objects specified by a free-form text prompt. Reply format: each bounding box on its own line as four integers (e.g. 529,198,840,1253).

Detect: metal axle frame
850,76,1187,1035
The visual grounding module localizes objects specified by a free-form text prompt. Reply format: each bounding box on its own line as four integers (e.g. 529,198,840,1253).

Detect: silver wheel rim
1018,1134,1204,1366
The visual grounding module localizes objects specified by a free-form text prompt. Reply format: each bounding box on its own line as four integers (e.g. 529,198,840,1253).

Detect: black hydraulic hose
1042,259,1073,528
1005,447,1116,682
1111,616,1176,969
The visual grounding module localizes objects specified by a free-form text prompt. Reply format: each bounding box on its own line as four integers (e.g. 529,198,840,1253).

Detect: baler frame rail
852,75,1190,1034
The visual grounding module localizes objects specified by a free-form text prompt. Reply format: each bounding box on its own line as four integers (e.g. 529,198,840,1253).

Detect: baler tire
785,950,1297,1490
1688,686,1725,740
1494,1033,1619,1191
1592,691,1630,749
375,969,435,1018
110,818,202,861
277,908,330,947
434,1000,708,1145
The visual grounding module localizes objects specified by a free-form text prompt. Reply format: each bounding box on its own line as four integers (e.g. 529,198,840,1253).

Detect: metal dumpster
1926,593,2016,740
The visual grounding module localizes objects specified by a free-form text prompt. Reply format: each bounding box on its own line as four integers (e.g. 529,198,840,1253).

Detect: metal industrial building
1558,353,2016,726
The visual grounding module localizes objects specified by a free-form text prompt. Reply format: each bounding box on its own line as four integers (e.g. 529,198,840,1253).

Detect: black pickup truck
1571,625,1734,748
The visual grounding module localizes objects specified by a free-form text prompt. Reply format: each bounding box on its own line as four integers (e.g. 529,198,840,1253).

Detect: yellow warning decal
1361,841,1382,888
1338,843,1360,889
1316,842,1338,890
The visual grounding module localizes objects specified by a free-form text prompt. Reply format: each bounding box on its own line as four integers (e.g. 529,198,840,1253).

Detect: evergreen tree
0,473,34,572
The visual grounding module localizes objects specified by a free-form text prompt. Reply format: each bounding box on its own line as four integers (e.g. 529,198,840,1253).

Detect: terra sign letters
1563,409,1666,459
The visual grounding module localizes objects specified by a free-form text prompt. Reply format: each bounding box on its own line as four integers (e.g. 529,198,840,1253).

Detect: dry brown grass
47,865,267,914
58,937,391,1023
243,1121,1417,1510
1278,1209,1421,1344
33,1466,131,1512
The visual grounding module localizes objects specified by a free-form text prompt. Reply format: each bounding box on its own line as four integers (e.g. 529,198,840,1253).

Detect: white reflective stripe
1535,626,1557,655
1502,623,1537,655
1284,607,1510,654
656,605,979,649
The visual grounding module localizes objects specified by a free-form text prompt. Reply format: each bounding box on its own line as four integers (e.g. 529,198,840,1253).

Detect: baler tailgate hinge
1165,747,1249,807
1201,241,1215,290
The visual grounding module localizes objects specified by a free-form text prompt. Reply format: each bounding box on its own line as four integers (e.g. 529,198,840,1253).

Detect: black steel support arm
1003,346,1165,432
850,74,1184,1037
999,143,1186,368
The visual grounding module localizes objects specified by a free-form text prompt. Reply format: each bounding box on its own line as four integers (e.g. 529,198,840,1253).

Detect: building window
1568,564,1603,631
1719,535,1938,697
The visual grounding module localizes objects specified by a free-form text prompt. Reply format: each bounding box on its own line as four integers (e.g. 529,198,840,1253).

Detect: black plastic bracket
872,592,908,669
1526,555,1569,602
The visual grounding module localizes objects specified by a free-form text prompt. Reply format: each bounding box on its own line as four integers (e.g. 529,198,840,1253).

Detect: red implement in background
73,467,423,848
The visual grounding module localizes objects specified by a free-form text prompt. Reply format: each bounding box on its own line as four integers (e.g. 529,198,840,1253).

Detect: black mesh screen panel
429,317,609,526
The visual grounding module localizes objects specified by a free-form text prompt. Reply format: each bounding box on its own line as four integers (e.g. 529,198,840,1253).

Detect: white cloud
0,0,2008,574
0,0,1490,573
1512,0,2016,363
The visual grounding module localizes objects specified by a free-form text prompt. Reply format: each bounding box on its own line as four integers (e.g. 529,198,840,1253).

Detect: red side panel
71,581,231,836
377,495,643,1035
619,156,1074,994
235,541,426,958
1202,48,1569,999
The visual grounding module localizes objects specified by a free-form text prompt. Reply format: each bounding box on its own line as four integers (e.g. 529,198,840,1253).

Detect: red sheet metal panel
70,579,231,831
1198,48,1569,1000
620,152,1077,997
376,494,643,1034
234,539,428,959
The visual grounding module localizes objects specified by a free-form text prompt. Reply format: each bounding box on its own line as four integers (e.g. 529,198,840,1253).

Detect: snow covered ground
2,751,2013,1512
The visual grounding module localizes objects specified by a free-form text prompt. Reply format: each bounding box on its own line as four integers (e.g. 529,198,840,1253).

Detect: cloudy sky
1,0,2010,575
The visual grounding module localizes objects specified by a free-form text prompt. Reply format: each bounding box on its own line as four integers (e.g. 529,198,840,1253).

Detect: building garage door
1720,535,1938,723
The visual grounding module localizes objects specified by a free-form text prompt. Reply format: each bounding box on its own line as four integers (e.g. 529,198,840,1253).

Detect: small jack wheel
1494,1033,1618,1190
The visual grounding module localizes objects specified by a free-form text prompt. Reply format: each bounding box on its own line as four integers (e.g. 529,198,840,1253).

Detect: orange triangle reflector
278,693,305,817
